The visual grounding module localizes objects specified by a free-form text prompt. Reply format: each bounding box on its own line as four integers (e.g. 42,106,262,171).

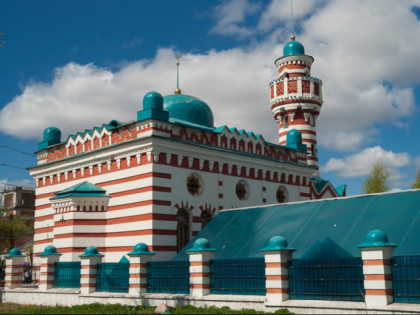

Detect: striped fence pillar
4,248,26,289
38,245,62,290
187,238,217,297
127,243,155,296
261,236,296,303
358,230,397,306
79,246,104,294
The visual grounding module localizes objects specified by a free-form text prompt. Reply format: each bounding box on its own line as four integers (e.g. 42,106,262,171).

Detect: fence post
127,243,155,296
4,248,26,289
79,246,104,294
358,229,397,306
261,236,295,303
38,245,62,290
187,238,217,297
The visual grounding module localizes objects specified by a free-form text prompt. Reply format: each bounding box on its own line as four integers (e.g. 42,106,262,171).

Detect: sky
0,0,419,196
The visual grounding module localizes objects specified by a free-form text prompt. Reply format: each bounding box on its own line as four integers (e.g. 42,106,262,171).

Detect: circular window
236,180,249,201
276,186,288,203
186,174,202,196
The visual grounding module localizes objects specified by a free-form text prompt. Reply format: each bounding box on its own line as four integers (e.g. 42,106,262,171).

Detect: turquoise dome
39,245,61,256
43,126,61,145
7,248,24,257
163,94,214,128
127,242,155,255
143,91,164,110
79,245,104,257
287,129,303,145
357,229,397,248
186,237,217,252
284,40,305,56
261,235,296,251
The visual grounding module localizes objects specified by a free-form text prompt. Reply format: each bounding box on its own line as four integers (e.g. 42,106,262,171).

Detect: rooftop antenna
175,52,182,95
0,33,5,48
290,0,295,41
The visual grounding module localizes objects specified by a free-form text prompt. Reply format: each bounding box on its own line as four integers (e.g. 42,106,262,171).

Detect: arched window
177,208,190,252
284,115,289,128
276,187,287,204
311,144,316,157
201,210,212,229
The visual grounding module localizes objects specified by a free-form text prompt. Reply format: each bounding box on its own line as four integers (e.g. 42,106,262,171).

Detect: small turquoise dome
43,126,61,144
127,243,155,256
39,245,61,256
287,129,302,145
143,92,164,110
357,229,397,248
163,94,214,128
284,40,305,56
261,235,296,251
79,245,104,257
186,238,217,252
366,230,388,244
8,248,24,257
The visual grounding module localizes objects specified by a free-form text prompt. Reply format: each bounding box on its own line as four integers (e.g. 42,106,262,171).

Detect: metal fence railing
209,258,266,295
391,255,420,304
147,260,190,294
53,262,81,288
96,262,130,293
288,258,365,301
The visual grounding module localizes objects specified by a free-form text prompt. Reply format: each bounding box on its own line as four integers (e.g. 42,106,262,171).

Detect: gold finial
175,52,182,94
291,34,296,41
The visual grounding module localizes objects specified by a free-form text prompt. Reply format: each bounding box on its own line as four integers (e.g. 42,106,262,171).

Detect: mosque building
29,36,345,262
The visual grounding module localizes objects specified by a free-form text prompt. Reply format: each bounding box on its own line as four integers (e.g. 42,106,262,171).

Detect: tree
362,161,390,194
412,169,420,189
0,208,33,253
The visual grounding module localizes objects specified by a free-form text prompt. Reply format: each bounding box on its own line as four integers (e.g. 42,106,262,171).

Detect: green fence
96,262,130,293
288,258,364,301
209,258,266,295
53,262,81,288
391,255,420,304
147,260,190,294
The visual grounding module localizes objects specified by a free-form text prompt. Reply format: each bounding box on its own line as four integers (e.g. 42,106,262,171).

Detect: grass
0,303,293,314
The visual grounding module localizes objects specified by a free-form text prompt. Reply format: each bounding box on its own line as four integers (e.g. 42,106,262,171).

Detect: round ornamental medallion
186,174,201,196
236,180,249,201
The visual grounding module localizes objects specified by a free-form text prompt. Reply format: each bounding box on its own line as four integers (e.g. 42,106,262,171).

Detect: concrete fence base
1,288,419,314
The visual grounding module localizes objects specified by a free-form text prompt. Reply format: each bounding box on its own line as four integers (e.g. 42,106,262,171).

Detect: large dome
163,94,214,128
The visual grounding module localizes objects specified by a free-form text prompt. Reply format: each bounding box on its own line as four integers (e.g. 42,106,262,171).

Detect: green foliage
362,161,390,194
0,303,294,314
0,207,33,253
411,169,420,189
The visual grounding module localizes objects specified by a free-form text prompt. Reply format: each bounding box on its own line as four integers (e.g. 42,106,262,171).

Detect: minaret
269,35,323,172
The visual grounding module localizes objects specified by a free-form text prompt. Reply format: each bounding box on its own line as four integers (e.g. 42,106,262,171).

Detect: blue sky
0,0,419,196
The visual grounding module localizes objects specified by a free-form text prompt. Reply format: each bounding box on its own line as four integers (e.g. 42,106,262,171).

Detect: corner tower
269,35,323,172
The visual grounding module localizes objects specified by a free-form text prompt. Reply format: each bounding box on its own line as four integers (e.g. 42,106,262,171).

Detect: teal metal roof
163,94,214,128
50,181,109,200
174,190,420,260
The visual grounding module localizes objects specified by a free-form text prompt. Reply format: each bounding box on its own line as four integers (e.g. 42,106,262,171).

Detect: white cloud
0,0,419,155
0,178,35,191
320,146,411,178
210,0,260,38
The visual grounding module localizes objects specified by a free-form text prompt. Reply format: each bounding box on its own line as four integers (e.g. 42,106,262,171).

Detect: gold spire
291,34,296,41
175,52,182,95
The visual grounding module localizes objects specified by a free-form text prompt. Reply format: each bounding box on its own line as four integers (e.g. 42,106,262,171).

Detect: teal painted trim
79,253,104,257
39,252,62,256
137,108,169,122
5,253,25,258
186,248,217,252
335,185,346,197
357,242,397,248
50,193,110,200
127,251,155,256
169,118,214,132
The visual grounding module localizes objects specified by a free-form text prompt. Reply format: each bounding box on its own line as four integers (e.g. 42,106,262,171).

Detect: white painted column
187,238,217,297
38,245,62,290
261,236,295,303
79,246,104,294
358,230,397,306
127,243,155,296
4,248,26,289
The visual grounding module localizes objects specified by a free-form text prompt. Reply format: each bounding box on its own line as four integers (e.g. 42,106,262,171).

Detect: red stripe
98,172,171,187
110,186,171,198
